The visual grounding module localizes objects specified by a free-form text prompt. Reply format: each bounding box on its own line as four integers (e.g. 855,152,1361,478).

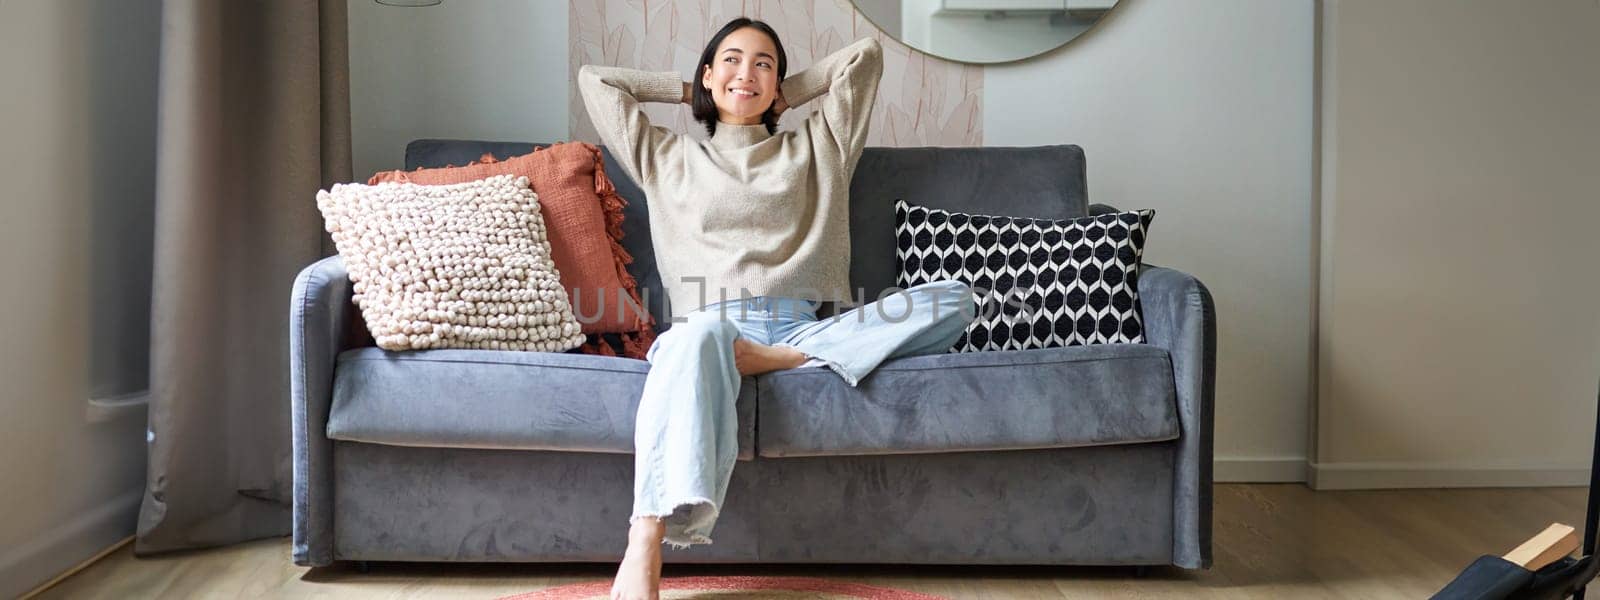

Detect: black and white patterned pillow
894,200,1154,352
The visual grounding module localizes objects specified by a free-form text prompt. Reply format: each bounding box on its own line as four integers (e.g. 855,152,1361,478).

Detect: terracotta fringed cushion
368,142,656,359
577,147,656,359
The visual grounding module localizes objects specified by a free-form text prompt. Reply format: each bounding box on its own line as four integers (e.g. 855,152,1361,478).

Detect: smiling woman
574,26,882,318
688,18,790,135
576,16,889,600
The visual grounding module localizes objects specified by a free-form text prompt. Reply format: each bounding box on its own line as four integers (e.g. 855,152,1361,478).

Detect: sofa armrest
1139,265,1216,569
289,255,358,566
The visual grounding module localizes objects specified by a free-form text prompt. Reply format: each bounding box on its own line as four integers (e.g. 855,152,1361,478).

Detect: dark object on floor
1578,378,1600,600
1432,553,1597,599
1432,523,1591,599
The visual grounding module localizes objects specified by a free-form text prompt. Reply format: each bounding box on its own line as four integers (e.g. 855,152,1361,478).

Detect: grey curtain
137,0,352,553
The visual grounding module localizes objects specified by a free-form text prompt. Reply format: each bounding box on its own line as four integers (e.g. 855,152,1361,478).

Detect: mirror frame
850,0,1131,65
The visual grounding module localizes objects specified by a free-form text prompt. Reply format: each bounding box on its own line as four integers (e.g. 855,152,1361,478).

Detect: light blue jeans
630,279,976,548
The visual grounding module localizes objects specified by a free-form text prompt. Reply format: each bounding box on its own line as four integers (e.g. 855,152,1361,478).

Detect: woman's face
701,27,779,126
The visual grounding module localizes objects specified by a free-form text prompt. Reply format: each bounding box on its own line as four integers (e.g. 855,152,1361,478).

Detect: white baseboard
0,488,142,600
1309,461,1590,490
1214,456,1309,482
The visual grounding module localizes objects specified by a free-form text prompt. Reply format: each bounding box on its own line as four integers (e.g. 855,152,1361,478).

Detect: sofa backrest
403,139,1086,323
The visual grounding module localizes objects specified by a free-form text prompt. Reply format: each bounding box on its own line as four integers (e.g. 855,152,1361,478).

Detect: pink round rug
496,576,945,599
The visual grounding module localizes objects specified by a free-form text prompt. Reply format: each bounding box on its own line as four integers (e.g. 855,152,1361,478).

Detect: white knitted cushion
316,174,587,352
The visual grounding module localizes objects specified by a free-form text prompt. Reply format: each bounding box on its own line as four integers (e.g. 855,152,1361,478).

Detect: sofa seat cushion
327,348,757,460
755,343,1178,457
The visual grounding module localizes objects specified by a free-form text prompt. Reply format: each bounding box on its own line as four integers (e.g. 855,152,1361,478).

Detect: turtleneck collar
708,121,774,150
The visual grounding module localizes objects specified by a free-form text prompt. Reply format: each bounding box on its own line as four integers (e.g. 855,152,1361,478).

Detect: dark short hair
692,18,787,137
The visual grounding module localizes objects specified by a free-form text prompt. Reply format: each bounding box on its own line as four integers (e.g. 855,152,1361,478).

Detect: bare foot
733,338,808,375
612,518,664,600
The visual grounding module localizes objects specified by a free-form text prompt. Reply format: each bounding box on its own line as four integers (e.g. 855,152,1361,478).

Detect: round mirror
851,0,1121,64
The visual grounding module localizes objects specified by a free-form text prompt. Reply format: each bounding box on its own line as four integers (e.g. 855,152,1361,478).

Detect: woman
578,18,974,600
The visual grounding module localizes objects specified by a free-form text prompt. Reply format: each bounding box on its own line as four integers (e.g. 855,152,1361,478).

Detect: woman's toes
782,349,809,369
732,338,758,375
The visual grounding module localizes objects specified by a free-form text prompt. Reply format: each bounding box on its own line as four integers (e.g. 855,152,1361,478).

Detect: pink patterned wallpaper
569,0,982,148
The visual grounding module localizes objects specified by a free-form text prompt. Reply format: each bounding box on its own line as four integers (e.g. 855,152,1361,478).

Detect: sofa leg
1131,565,1151,578
355,561,371,573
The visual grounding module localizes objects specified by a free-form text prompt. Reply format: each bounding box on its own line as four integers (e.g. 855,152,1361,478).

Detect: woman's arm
777,37,884,166
577,64,689,186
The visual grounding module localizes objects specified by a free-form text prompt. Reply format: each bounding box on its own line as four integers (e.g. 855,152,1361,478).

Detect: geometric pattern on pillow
894,200,1154,352
317,174,588,352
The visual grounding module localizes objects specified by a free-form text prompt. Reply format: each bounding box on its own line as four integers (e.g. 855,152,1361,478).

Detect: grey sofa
291,139,1216,569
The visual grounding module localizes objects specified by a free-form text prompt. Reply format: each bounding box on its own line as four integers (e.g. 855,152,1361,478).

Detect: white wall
348,0,569,180
0,0,158,596
1313,0,1600,489
984,0,1317,481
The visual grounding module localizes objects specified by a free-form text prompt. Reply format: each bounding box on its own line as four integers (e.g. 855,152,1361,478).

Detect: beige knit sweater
577,37,884,315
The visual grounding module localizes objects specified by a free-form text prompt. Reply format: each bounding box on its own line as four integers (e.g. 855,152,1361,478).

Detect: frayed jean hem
772,343,861,387
630,496,719,549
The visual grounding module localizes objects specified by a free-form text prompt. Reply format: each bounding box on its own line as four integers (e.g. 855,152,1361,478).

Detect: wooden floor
35,484,1595,599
